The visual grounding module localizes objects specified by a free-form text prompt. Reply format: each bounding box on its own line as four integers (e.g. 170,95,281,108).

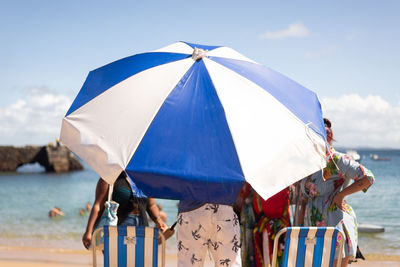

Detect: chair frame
271,227,344,267
92,225,166,267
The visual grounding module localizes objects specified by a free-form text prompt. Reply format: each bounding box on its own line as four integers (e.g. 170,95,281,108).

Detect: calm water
0,149,399,255
344,149,400,255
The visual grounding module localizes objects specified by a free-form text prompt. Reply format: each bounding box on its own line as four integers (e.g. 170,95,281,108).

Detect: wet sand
1,245,399,266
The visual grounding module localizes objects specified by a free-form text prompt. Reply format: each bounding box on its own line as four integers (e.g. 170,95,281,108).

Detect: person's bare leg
341,256,349,267
333,256,349,267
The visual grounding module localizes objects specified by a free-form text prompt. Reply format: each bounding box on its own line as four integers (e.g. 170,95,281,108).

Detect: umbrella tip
192,47,208,61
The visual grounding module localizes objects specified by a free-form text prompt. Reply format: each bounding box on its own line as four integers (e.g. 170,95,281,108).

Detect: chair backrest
92,225,165,267
271,227,344,267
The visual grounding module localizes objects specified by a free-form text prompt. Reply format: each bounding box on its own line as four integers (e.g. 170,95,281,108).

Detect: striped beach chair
92,225,166,267
271,227,344,267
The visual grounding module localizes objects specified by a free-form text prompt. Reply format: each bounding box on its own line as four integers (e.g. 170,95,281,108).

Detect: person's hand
155,218,168,232
82,231,92,250
332,192,347,211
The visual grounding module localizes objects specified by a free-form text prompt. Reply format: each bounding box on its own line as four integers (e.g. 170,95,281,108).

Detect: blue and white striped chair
271,227,344,267
92,225,166,267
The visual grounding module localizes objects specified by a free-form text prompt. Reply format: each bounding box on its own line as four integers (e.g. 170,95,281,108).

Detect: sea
0,148,399,255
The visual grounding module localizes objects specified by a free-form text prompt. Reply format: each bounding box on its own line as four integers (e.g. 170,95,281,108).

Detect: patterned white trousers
177,204,242,267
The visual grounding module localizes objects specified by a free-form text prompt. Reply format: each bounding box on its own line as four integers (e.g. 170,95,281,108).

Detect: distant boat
346,150,361,161
358,223,385,233
370,154,391,161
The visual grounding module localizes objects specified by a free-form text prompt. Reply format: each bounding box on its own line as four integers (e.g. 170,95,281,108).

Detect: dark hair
323,118,332,128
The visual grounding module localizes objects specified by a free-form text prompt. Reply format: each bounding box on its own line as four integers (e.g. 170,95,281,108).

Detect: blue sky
1,1,399,148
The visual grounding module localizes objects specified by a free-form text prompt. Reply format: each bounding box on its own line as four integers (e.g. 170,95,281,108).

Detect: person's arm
330,151,375,211
295,193,308,226
55,208,65,216
82,178,109,249
49,208,64,218
332,176,372,211
146,198,168,232
295,176,313,226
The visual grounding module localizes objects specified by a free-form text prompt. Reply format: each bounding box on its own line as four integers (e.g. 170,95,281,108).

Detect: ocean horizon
0,148,399,256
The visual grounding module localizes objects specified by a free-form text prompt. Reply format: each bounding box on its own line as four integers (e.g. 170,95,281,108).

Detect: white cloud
0,88,71,146
321,94,400,148
259,22,310,40
305,45,339,59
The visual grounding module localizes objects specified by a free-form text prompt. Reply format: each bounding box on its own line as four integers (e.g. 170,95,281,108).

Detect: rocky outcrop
0,145,83,172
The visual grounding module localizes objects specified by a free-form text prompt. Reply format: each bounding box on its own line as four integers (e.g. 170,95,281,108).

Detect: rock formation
0,144,83,172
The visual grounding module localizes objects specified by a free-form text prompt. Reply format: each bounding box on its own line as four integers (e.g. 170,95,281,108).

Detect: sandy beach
0,245,213,267
1,245,399,267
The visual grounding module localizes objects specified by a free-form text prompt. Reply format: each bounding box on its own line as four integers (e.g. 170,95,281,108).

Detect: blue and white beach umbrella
60,41,327,205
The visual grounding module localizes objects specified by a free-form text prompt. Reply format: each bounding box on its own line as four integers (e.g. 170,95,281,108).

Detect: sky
0,1,399,148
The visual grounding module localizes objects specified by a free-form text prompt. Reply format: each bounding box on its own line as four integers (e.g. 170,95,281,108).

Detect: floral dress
301,148,375,258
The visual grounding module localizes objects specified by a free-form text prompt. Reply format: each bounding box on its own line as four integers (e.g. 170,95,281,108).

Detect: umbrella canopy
60,41,327,205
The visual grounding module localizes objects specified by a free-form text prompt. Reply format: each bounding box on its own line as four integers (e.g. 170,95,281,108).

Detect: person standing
82,172,167,249
300,118,375,267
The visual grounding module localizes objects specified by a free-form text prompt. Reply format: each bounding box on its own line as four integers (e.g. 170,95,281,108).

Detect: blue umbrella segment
60,41,327,205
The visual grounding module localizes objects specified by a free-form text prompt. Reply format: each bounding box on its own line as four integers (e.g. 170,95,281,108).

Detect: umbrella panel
127,60,245,204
